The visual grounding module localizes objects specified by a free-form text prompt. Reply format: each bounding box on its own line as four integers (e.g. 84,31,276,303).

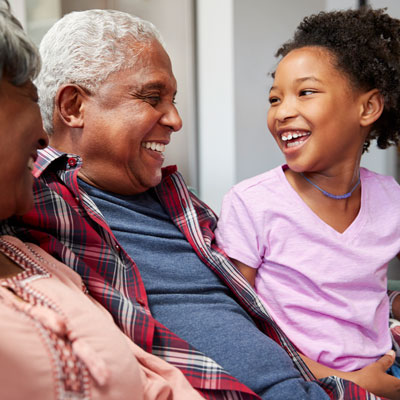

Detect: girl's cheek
267,115,274,133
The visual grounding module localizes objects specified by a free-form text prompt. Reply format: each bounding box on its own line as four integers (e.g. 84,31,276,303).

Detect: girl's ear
55,84,87,128
359,89,384,127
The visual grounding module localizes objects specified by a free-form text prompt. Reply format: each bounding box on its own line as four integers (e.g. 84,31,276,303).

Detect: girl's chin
285,161,304,172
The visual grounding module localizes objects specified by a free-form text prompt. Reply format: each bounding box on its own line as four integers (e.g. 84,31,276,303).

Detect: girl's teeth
281,131,310,141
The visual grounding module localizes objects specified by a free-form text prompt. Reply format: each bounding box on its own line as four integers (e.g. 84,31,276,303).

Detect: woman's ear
360,89,384,127
55,84,87,128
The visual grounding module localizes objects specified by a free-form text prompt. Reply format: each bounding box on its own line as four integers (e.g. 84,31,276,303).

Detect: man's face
78,40,182,195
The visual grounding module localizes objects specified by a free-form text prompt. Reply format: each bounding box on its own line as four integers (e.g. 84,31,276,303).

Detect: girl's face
267,46,368,175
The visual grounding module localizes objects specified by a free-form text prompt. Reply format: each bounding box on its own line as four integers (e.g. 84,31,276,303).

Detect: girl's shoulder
361,167,400,208
361,167,400,189
222,166,294,215
231,165,285,196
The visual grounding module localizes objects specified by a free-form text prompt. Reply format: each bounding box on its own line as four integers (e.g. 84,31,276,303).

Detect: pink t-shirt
215,166,400,371
0,235,203,400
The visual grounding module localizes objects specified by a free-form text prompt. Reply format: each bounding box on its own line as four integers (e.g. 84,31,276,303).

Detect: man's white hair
36,9,164,135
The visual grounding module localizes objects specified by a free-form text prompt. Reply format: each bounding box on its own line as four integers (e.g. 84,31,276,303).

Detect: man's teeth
281,131,310,141
142,142,166,152
27,157,35,171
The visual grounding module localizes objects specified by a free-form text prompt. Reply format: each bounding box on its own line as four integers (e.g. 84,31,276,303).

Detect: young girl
216,7,400,385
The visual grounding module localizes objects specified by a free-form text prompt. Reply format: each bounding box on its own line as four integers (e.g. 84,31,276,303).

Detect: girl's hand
347,351,400,400
301,351,400,399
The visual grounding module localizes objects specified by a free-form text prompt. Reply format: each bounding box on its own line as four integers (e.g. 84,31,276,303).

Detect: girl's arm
390,253,400,320
230,258,257,287
232,257,400,397
301,352,400,399
392,294,400,320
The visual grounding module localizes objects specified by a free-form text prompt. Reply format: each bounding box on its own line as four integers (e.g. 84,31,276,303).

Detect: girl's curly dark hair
276,8,400,152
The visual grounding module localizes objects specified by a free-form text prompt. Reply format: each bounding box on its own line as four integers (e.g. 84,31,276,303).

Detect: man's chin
140,175,163,193
142,168,163,189
113,171,163,196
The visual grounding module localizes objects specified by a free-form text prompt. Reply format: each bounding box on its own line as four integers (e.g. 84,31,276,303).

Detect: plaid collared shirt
1,146,382,400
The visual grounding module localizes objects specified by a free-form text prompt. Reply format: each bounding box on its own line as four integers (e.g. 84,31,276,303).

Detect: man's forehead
102,67,177,92
103,40,177,92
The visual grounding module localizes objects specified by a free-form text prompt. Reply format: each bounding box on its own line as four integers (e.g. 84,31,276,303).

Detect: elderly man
2,9,391,400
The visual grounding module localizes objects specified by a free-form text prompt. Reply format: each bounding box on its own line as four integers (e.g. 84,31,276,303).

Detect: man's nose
161,104,183,132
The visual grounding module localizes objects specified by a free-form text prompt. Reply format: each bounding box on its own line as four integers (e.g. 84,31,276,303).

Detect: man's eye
145,96,161,106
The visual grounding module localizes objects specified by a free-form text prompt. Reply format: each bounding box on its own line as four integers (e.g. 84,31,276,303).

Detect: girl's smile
279,129,311,149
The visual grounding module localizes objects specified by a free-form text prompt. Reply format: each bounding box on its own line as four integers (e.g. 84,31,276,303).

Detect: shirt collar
34,146,178,180
33,146,79,178
162,165,177,178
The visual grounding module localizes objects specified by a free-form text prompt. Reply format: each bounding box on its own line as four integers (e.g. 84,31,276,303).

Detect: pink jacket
0,235,202,400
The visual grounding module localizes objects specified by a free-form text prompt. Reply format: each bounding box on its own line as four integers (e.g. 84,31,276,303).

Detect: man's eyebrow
137,82,166,91
128,81,177,98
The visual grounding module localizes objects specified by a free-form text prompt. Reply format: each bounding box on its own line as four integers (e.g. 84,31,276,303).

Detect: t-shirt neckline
278,165,367,238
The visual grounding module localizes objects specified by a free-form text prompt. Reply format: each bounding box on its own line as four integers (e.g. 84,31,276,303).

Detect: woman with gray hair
0,2,202,398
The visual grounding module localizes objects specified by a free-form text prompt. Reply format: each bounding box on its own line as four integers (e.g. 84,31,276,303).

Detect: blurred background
9,0,400,277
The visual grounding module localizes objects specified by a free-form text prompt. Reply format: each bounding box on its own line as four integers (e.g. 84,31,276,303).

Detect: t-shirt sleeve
215,188,264,269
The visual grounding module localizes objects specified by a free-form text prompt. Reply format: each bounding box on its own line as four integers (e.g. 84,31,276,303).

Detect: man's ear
55,84,87,128
359,89,384,127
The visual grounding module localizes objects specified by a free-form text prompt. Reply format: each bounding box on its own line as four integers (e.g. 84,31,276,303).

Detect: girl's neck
299,170,360,200
284,167,362,233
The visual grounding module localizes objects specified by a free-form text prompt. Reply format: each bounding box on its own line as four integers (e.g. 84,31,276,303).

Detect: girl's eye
269,97,280,105
299,89,316,96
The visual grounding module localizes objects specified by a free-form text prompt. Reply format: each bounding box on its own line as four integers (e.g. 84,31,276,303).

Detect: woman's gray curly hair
0,0,40,85
36,9,164,135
